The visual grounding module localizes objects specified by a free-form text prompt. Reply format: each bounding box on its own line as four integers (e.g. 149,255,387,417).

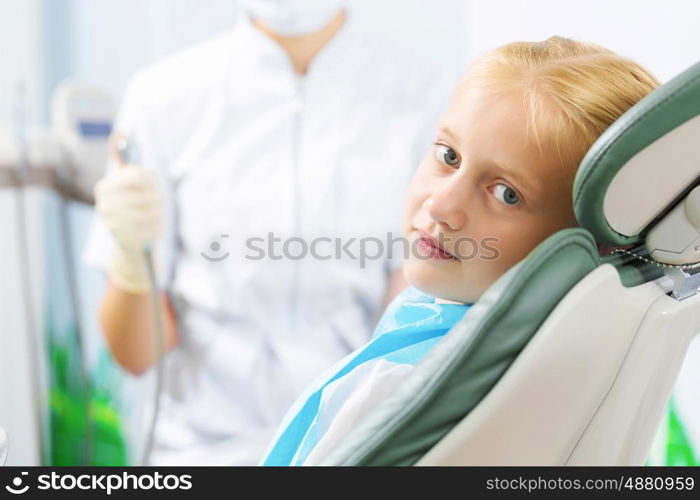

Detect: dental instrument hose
56,182,92,466
114,138,165,466
141,245,164,466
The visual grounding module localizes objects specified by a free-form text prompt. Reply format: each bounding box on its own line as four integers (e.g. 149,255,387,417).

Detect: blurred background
1,0,698,466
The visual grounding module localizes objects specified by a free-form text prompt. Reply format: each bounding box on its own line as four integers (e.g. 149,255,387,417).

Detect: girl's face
403,85,577,303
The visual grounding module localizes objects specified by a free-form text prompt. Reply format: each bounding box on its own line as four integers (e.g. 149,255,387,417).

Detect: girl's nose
423,179,467,231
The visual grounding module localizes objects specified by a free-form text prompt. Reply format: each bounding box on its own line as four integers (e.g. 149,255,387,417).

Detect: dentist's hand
94,165,164,293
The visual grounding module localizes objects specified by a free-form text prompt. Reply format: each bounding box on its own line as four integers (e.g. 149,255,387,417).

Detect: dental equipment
0,81,115,465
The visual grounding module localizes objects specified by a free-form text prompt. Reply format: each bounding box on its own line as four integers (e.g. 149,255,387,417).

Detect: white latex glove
94,165,164,293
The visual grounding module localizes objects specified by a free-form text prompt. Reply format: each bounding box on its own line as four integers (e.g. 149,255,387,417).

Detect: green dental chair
321,60,700,466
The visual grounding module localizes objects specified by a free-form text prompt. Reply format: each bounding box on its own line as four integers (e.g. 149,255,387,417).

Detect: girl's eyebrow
437,126,460,145
492,160,539,195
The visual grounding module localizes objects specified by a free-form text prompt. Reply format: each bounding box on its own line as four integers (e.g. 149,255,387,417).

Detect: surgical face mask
240,0,344,36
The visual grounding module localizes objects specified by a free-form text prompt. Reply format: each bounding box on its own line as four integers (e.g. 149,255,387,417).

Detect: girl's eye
492,183,521,206
435,144,460,167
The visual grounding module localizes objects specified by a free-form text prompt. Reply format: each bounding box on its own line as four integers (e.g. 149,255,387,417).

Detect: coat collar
228,10,355,90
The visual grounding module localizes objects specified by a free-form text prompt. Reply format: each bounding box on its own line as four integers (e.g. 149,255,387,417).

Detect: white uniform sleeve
82,75,176,289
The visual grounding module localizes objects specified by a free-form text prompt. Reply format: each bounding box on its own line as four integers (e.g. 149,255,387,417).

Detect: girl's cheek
403,194,421,222
405,175,426,204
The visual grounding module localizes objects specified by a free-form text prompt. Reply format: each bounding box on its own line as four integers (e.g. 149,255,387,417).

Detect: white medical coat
84,13,453,465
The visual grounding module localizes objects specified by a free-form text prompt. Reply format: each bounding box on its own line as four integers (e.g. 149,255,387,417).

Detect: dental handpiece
114,135,139,168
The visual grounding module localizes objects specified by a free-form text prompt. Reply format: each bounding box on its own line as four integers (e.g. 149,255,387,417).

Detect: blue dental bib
262,287,471,466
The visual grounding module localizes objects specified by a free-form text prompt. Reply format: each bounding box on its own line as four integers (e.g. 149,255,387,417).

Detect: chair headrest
573,60,700,247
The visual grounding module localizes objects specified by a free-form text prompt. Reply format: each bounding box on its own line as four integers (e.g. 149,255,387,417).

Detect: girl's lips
416,229,458,260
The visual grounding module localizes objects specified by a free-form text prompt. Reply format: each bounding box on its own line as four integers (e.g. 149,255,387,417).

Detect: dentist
85,0,452,464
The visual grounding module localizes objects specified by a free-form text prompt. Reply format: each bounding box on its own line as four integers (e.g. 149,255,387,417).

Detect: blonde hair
462,36,659,170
